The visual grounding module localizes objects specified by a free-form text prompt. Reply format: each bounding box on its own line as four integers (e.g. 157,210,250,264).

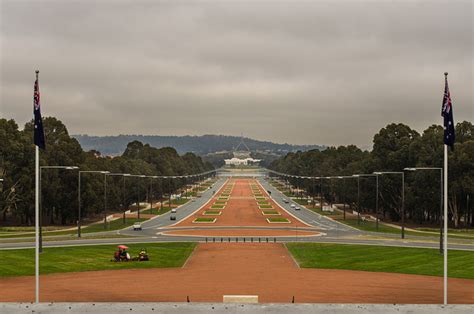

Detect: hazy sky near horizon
1,0,472,148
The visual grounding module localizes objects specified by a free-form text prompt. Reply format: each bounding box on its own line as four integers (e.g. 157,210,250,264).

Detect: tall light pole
352,174,378,227
404,167,443,252
130,175,146,219
374,171,405,238
104,173,131,228
39,166,79,252
78,170,109,237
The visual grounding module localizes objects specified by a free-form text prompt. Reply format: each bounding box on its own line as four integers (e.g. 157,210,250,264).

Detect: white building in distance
224,136,261,166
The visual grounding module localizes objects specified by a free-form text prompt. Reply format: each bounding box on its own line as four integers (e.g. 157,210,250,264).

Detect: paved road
119,177,228,237
1,176,473,251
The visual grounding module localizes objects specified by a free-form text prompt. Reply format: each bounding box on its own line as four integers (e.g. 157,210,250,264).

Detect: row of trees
269,122,473,228
0,117,214,226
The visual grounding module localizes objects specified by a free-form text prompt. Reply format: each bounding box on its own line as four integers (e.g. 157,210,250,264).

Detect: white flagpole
443,144,448,305
35,145,40,303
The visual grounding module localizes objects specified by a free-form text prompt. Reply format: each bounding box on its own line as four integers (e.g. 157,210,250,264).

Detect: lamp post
128,175,146,219
352,174,378,227
404,167,443,252
39,166,79,252
147,176,159,214
78,170,109,237
374,171,405,238
103,173,130,228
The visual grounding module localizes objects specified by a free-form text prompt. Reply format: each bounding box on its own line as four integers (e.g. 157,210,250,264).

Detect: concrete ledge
223,295,258,303
0,303,471,314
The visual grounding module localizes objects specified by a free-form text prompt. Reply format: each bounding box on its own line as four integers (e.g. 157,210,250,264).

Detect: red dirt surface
171,179,311,228
160,229,320,237
1,243,472,303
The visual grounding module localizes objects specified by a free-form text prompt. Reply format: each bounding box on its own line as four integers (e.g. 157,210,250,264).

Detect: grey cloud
1,0,472,147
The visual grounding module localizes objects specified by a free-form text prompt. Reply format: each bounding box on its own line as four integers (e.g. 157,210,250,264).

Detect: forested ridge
73,134,324,156
0,117,214,226
270,122,474,228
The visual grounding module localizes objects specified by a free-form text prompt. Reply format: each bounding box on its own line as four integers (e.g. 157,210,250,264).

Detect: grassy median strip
193,218,216,223
210,205,225,209
204,210,222,215
0,242,197,277
286,243,474,279
262,211,281,216
267,217,290,223
0,218,148,239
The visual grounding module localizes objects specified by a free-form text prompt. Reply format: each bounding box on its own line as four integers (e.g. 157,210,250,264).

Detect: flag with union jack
441,74,455,150
34,73,46,149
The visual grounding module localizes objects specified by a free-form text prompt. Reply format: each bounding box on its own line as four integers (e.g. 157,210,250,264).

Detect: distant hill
72,134,325,156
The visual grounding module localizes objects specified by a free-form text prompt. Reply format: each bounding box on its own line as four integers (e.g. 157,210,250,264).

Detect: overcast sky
1,0,472,148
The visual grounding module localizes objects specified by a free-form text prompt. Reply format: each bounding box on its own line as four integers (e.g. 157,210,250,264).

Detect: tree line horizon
269,121,473,228
0,116,472,228
0,117,214,226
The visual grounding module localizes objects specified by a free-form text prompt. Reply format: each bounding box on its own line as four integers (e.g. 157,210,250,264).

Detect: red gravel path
1,243,472,303
171,179,311,228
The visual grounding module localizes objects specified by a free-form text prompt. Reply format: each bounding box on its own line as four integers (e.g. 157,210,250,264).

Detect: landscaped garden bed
203,211,222,216
193,217,217,223
211,205,225,209
262,211,281,216
266,217,291,223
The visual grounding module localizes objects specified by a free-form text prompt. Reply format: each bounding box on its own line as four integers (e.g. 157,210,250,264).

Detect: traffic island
262,211,281,216
204,211,222,216
211,205,225,209
193,218,217,223
266,217,290,223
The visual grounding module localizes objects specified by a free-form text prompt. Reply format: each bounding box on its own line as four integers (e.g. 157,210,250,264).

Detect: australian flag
33,73,46,149
441,74,455,150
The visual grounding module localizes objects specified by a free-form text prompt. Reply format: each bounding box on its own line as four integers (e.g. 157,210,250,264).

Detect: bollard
244,238,246,243
213,237,215,243
274,237,276,243
259,238,261,243
266,237,268,243
221,238,223,242
251,237,253,243
228,237,230,242
236,237,238,243
206,237,208,243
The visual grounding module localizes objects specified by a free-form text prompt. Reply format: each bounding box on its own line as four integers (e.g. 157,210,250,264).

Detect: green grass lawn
0,218,148,239
267,217,290,223
262,211,280,215
0,242,196,277
337,218,473,239
218,197,229,201
338,218,403,234
193,218,216,223
259,204,274,209
170,198,190,206
214,201,227,205
210,205,225,209
257,200,270,205
204,211,222,215
255,197,266,201
0,226,69,233
293,198,311,206
286,243,474,279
